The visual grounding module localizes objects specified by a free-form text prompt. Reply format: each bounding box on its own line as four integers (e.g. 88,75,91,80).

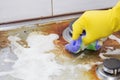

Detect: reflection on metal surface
62,27,72,42
62,18,77,42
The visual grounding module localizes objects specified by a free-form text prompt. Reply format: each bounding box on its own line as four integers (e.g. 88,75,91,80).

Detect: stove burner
62,18,77,42
96,58,120,80
62,27,73,42
103,58,120,75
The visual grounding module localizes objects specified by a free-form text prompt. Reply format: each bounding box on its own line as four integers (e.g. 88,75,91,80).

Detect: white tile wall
53,0,118,15
0,0,52,23
0,0,119,23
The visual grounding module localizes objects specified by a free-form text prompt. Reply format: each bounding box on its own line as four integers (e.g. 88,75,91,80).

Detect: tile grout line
51,0,54,16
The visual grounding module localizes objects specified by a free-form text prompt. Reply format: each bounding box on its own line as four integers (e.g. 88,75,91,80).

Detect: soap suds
99,35,120,59
99,49,120,59
104,49,120,54
1,32,98,80
8,33,64,80
109,35,120,44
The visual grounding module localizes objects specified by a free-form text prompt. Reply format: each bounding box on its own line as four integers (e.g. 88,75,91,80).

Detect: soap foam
6,32,96,80
109,35,120,44
99,34,120,59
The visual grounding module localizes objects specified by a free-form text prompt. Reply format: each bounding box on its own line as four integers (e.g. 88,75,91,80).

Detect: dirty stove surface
0,19,120,80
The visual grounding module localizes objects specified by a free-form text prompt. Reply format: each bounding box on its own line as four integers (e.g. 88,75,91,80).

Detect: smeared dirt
0,31,10,48
101,31,120,52
37,20,73,58
2,19,120,80
36,20,101,80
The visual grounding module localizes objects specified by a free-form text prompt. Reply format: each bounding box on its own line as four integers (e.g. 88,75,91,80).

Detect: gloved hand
72,1,120,45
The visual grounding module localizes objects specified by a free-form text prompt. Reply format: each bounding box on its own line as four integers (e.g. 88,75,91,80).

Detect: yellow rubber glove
72,1,120,45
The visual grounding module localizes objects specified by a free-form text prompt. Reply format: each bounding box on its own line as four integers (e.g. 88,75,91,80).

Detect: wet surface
0,19,120,80
36,20,102,63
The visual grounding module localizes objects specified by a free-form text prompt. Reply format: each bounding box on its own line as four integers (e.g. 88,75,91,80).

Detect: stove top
0,19,120,80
